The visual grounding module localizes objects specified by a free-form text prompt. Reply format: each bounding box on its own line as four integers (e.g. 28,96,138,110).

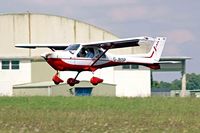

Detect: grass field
0,96,200,133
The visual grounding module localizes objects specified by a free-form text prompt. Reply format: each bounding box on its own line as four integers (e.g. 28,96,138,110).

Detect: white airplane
16,36,166,86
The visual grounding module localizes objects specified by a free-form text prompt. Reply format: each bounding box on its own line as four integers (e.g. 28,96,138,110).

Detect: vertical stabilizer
145,37,166,62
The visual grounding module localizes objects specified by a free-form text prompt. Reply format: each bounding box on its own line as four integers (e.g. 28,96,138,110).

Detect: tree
159,81,171,88
171,79,181,90
152,73,200,90
186,73,200,90
152,81,171,89
152,81,160,88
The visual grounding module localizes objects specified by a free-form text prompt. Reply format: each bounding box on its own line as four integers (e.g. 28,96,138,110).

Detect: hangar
13,81,116,96
0,13,190,97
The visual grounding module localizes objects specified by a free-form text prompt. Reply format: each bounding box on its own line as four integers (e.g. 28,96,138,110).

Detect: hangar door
75,87,93,96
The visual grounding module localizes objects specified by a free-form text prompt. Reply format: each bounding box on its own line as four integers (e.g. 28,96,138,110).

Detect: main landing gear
52,72,64,85
52,71,103,86
66,72,81,86
90,77,103,85
52,71,80,86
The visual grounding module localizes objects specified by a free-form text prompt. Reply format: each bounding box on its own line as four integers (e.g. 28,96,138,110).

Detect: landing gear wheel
90,77,103,86
54,81,60,85
67,78,75,86
67,78,80,86
52,72,64,85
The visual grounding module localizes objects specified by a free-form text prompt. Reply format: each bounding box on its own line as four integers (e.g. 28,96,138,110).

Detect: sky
0,0,199,81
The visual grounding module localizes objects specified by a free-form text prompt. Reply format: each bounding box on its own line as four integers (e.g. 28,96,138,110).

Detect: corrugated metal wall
0,13,118,57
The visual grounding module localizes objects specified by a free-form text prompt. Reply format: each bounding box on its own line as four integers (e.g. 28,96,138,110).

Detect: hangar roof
13,81,115,88
160,56,191,61
153,56,191,72
0,12,117,37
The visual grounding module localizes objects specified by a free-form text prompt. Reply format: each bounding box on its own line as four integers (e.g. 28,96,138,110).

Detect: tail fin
113,37,166,65
145,37,166,63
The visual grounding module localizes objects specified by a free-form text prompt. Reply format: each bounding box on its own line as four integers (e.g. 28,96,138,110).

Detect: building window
122,64,139,70
131,64,139,69
11,60,20,69
2,60,10,69
122,65,130,69
1,60,20,70
75,87,93,96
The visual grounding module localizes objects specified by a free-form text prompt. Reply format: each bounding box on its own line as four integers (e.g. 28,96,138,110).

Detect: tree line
152,73,200,90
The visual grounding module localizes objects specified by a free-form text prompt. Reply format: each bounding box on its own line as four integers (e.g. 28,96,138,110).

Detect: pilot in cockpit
85,48,94,58
77,48,86,57
77,47,94,58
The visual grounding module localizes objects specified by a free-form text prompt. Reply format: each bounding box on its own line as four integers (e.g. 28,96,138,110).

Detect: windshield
65,44,80,54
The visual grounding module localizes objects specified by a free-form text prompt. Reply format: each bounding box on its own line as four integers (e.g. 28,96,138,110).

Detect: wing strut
90,44,112,68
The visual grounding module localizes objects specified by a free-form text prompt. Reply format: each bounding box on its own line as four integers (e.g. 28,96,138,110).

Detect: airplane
16,36,166,86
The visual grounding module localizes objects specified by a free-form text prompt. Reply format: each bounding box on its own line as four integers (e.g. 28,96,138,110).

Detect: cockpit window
65,44,80,51
65,44,80,54
97,50,106,58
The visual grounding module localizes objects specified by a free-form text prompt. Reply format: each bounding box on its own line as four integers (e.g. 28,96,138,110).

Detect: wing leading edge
82,36,154,49
15,36,155,50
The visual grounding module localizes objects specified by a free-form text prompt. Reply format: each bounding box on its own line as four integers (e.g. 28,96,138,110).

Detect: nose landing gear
67,78,80,86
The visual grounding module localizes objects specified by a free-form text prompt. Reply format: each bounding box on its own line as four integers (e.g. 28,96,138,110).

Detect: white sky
0,0,199,81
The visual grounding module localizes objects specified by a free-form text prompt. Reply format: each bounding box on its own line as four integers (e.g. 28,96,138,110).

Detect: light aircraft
16,36,166,86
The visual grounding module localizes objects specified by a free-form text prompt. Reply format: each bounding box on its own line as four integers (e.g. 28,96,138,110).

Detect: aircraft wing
15,36,155,50
81,36,154,49
15,43,68,50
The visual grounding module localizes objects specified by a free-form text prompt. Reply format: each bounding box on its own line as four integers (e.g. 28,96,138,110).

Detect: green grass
0,96,200,132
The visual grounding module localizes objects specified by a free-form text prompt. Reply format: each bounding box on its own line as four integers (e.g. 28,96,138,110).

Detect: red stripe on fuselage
46,58,119,71
46,58,156,72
